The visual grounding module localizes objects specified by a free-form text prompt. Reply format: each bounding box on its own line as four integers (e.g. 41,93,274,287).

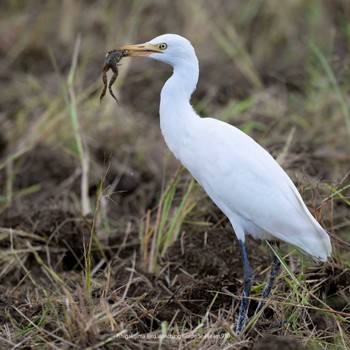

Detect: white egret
116,34,332,335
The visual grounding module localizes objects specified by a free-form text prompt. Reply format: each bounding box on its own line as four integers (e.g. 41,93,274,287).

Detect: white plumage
118,33,332,335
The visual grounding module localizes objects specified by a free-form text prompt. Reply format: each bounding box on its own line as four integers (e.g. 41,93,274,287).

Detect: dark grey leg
236,240,253,336
254,253,281,316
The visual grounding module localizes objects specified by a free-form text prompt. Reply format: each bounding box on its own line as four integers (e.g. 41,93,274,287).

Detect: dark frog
100,49,126,104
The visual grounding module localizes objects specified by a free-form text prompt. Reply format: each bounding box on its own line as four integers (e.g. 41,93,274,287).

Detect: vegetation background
0,0,349,349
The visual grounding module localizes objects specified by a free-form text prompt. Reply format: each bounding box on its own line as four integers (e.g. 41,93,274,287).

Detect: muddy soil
1,144,348,349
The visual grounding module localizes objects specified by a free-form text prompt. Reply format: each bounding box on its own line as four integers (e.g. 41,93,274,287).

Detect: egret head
118,34,197,68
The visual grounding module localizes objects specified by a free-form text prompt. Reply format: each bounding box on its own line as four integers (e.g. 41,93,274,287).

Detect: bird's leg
254,253,281,316
236,240,253,336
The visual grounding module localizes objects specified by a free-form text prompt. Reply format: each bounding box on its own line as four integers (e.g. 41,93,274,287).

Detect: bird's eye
158,43,168,50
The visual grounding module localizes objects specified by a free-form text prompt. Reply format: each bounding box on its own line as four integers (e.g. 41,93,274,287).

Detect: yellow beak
117,43,162,57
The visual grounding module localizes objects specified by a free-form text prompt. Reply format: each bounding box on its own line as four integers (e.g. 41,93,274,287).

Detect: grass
65,34,91,217
0,0,349,349
140,168,196,273
309,42,350,137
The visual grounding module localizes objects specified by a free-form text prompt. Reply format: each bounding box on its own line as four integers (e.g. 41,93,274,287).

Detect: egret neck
159,54,199,157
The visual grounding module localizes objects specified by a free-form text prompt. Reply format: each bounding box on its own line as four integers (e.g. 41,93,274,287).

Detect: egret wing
179,117,331,260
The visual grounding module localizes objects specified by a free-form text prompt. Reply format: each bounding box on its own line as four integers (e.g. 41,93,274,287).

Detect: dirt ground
1,1,350,349
0,120,349,349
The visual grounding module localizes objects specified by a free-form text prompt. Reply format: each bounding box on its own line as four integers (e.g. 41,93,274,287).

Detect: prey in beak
99,49,125,103
99,42,162,104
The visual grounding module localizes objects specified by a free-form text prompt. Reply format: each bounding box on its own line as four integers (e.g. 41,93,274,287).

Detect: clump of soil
252,335,305,350
306,263,350,312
